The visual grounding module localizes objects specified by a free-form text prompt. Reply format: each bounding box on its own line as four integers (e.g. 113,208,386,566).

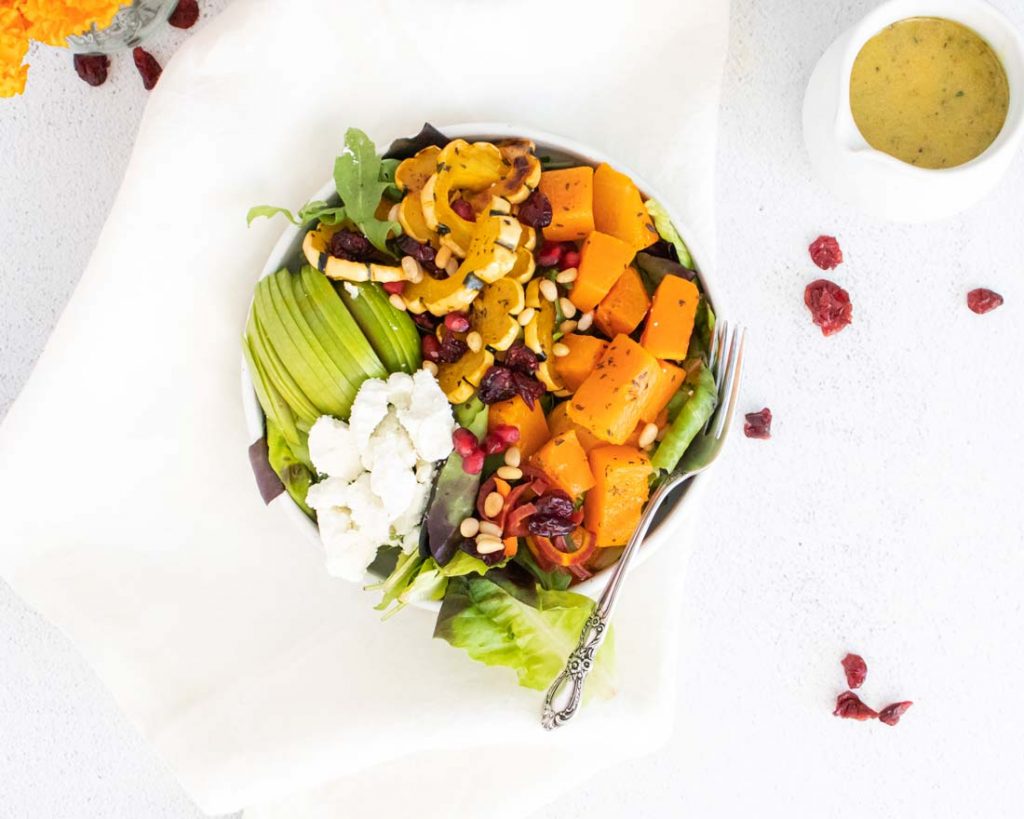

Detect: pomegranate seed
536,241,564,268
445,312,471,333
132,47,162,90
559,249,581,271
73,54,109,87
491,424,520,446
833,691,878,721
452,427,478,457
482,433,508,455
462,449,485,475
451,198,475,221
168,0,199,29
878,701,913,726
841,653,867,689
967,288,1003,314
421,334,441,363
382,281,405,295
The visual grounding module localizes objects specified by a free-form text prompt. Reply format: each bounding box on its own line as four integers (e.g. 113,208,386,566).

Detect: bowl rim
241,122,724,610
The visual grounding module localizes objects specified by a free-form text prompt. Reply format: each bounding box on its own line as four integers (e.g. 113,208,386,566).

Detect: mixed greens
244,125,715,697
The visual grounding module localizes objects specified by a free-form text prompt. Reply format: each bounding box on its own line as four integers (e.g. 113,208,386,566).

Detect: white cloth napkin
0,0,729,815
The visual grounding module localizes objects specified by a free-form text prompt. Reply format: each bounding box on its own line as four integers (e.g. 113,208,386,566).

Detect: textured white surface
1,2,1023,819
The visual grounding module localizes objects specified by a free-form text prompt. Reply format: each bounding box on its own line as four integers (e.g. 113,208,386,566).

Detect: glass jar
66,0,179,54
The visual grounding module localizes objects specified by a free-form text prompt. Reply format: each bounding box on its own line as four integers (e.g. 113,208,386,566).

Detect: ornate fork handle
541,608,611,729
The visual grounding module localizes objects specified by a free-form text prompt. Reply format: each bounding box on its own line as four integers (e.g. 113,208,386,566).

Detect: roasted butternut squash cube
538,166,595,242
488,395,549,458
584,445,652,547
547,402,606,453
569,231,634,314
640,274,700,360
594,266,651,337
553,334,608,393
639,360,686,423
592,163,658,252
529,430,595,499
567,334,661,444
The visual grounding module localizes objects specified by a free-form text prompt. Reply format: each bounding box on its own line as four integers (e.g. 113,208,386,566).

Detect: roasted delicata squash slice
403,266,486,316
524,277,542,309
466,139,543,210
524,295,563,391
454,214,521,285
471,278,525,351
438,348,494,404
303,231,404,283
510,227,538,284
395,146,441,243
421,140,505,257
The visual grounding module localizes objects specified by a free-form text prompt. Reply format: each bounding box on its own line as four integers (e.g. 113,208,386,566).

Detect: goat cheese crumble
305,371,454,582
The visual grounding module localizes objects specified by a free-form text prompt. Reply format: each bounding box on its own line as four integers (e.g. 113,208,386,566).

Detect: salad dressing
849,17,1010,169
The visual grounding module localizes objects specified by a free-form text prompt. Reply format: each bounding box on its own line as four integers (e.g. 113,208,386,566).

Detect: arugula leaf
379,158,402,201
334,128,401,255
646,199,694,269
435,575,615,696
246,205,301,226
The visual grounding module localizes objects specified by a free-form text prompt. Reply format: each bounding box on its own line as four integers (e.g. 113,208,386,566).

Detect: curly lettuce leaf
435,575,615,697
651,360,717,473
645,199,693,269
371,549,500,618
334,128,401,254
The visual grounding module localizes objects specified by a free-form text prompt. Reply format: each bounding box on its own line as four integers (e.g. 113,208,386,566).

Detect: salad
244,125,716,695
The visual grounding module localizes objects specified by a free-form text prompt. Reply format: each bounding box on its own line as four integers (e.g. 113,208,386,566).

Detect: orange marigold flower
0,5,29,98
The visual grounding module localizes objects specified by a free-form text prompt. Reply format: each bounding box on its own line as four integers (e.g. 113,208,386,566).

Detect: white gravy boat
803,0,1024,222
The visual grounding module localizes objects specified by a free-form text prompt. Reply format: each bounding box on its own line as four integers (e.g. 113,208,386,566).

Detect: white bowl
241,123,722,610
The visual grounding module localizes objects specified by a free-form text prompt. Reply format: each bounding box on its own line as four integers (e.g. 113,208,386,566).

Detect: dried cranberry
527,514,576,537
833,691,878,721
462,449,484,475
412,312,439,333
744,408,772,440
395,234,436,265
503,342,539,375
168,0,199,29
805,279,852,336
841,653,867,689
421,334,441,363
444,312,471,333
330,229,373,261
967,288,1003,314
490,424,520,446
477,366,517,404
73,54,109,87
451,198,475,221
878,701,913,726
132,47,162,90
536,241,564,268
534,491,574,519
809,235,843,270
381,281,405,295
512,370,546,409
559,249,581,271
517,190,552,229
437,331,468,364
452,427,478,457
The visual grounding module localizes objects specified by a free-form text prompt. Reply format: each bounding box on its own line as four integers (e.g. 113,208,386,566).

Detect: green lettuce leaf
334,128,401,254
645,199,693,269
650,360,717,473
371,550,500,618
265,420,314,517
435,575,616,697
513,545,571,591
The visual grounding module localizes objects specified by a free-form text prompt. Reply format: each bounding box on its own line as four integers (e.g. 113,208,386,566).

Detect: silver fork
541,321,747,729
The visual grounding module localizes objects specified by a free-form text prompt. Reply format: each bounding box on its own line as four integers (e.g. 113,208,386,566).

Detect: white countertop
3,0,1024,817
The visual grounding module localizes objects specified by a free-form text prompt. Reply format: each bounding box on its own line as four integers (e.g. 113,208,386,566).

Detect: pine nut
496,465,523,481
435,245,452,270
552,342,571,358
445,257,460,276
577,311,594,332
518,307,536,326
422,360,439,376
556,267,578,284
475,534,505,554
539,279,558,302
408,265,424,284
559,320,578,335
466,331,483,353
460,517,480,538
389,293,407,311
504,446,522,468
638,422,659,449
478,521,503,537
388,203,400,222
483,491,504,518
400,255,421,280
559,297,577,319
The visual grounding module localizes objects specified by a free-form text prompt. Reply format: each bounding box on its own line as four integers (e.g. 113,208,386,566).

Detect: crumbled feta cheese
342,282,359,299
308,416,362,481
349,378,390,447
398,370,455,462
385,371,415,413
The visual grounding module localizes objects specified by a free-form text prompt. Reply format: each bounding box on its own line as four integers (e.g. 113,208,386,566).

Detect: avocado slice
336,280,421,374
